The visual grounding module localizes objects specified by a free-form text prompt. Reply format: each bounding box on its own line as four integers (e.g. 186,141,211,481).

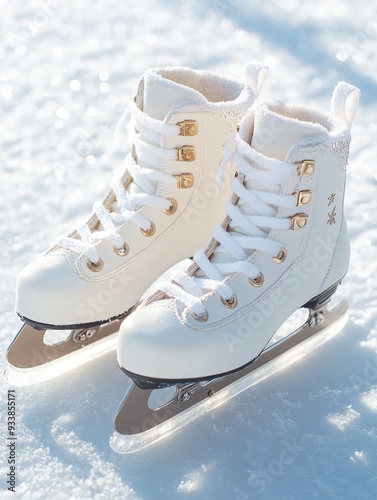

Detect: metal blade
112,301,348,452
7,317,126,369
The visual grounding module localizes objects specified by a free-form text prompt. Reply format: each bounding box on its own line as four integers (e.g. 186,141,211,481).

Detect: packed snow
1,1,377,498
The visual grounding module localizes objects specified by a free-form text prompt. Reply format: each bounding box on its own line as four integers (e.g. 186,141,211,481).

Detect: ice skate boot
7,62,268,385
112,81,360,453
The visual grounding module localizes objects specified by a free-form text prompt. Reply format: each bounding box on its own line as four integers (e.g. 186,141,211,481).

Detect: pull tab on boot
331,81,360,127
242,61,269,98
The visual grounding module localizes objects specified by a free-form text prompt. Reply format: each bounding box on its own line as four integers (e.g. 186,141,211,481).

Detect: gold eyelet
177,146,196,162
290,213,308,230
296,160,315,176
140,222,156,237
86,258,104,272
177,120,198,136
221,295,238,309
192,310,209,322
174,173,194,189
163,198,178,215
113,243,129,257
249,273,264,287
272,247,287,264
296,190,312,206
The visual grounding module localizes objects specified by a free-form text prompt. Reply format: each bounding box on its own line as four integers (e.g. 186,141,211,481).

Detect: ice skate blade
110,301,348,454
5,317,125,386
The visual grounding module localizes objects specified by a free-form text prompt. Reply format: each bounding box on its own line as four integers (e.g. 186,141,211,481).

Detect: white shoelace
158,135,298,318
56,102,182,263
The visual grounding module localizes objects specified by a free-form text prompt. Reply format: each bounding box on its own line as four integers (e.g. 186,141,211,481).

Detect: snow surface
1,1,377,498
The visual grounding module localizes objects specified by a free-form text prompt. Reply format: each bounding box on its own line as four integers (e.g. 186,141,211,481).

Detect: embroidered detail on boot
327,206,337,225
328,193,336,206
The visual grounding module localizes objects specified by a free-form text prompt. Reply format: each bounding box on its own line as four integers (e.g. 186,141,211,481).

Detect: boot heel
303,279,343,309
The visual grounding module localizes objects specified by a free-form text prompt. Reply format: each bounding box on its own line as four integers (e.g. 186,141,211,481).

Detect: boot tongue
123,71,204,200
100,71,204,234
251,105,322,160
141,70,201,120
207,105,323,269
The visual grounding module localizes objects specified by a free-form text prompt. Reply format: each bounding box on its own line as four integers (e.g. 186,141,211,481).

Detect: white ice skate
112,81,360,453
7,62,268,386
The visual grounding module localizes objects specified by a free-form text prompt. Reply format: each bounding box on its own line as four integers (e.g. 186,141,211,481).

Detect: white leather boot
117,81,360,386
16,63,267,328
8,62,268,382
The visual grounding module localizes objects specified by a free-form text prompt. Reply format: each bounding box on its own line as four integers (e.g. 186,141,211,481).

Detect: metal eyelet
272,247,287,264
291,213,308,230
248,273,264,287
296,160,315,176
177,120,198,136
86,258,104,272
221,294,238,309
177,146,196,162
174,173,194,189
296,190,312,206
140,222,156,237
192,310,209,322
113,243,129,257
163,198,178,215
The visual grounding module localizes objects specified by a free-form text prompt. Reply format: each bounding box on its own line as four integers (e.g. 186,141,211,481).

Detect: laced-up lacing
157,135,298,318
56,102,183,264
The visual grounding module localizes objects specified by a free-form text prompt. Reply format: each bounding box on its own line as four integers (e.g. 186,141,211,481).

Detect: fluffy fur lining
149,66,248,103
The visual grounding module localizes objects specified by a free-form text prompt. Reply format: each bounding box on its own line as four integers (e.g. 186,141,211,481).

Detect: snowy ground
1,1,377,498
